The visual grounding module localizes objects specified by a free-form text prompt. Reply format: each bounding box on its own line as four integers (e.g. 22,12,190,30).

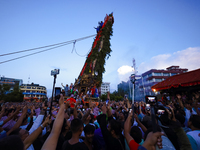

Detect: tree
100,93,107,101
99,91,124,102
0,84,11,100
0,84,23,102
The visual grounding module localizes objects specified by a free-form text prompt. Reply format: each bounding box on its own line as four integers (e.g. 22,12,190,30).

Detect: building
117,80,133,99
135,66,188,101
0,77,23,91
20,83,47,100
152,68,200,93
100,82,110,95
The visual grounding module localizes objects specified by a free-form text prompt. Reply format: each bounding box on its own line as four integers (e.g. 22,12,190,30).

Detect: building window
171,73,177,76
27,86,31,89
155,79,162,82
148,73,152,77
148,79,154,83
163,73,170,76
154,73,162,76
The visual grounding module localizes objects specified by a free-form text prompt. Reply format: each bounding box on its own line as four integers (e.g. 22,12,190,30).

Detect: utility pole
130,58,136,121
129,81,132,98
132,58,136,103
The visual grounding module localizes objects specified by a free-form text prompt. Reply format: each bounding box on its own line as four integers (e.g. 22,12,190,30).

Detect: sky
0,0,200,97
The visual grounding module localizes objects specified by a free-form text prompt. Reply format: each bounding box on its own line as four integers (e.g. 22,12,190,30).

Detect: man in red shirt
67,94,76,108
91,86,95,97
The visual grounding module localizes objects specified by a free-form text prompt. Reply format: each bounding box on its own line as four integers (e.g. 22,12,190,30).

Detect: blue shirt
0,131,7,140
64,86,69,95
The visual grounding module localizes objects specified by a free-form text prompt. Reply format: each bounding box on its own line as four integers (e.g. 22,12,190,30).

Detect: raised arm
97,104,111,145
24,116,50,149
176,94,184,110
7,106,27,135
0,106,20,127
82,109,90,123
134,113,147,133
61,83,64,88
0,105,5,120
41,94,65,150
126,98,131,109
138,102,142,114
73,103,78,119
124,111,134,145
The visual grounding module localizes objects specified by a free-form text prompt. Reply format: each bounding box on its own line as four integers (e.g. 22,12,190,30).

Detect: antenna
132,58,135,73
28,75,30,84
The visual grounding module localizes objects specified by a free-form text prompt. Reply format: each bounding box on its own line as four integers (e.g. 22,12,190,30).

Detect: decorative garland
85,15,113,87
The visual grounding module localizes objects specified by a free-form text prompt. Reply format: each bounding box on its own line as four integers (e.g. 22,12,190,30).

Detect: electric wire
0,42,72,65
74,47,91,57
0,34,96,57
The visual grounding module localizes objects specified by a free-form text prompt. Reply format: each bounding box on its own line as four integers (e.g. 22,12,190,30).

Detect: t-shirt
184,108,197,126
61,141,89,150
0,131,7,140
129,140,146,150
67,97,76,108
64,86,69,95
187,130,200,150
91,88,95,95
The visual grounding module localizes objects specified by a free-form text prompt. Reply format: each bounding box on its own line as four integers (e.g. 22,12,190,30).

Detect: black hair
50,120,55,130
185,100,192,106
0,135,24,150
8,109,15,114
9,128,21,136
130,126,142,144
46,116,66,132
90,114,95,123
175,114,185,126
189,115,200,129
144,125,161,140
70,118,83,133
109,119,122,136
61,119,67,133
84,124,95,135
70,109,74,115
22,114,28,124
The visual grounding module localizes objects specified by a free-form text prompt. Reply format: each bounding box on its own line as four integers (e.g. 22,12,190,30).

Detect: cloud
117,65,134,75
138,47,200,74
117,65,134,82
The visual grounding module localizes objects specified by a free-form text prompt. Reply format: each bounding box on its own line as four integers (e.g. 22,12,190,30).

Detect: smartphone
157,109,165,115
146,104,150,110
129,109,132,113
146,104,150,107
55,87,61,102
27,109,31,114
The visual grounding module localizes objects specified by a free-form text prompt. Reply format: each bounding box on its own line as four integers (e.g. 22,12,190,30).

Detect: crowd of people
61,83,98,99
0,89,200,150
